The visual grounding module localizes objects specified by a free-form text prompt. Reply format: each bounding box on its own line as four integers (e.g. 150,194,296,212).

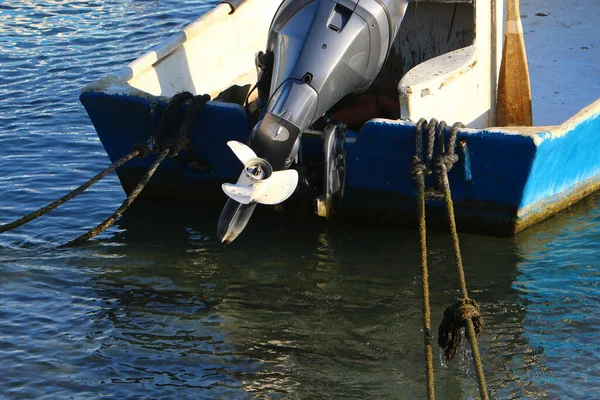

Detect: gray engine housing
266,0,409,120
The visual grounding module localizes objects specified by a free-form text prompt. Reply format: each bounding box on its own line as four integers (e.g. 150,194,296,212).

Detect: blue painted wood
80,90,600,234
80,91,250,183
342,120,536,230
520,112,600,218
526,120,600,207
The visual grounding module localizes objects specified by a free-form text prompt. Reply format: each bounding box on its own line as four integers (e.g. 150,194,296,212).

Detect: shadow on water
2,192,599,398
67,200,535,399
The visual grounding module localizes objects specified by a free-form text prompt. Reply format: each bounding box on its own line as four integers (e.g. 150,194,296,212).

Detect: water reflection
76,202,535,398
512,192,600,399
3,190,597,398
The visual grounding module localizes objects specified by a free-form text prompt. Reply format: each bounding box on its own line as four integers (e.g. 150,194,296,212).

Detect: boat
79,0,600,238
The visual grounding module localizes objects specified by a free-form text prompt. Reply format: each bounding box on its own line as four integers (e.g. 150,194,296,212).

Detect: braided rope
0,150,140,233
413,119,489,400
61,147,171,247
412,118,436,400
0,92,209,247
438,159,488,399
62,94,210,247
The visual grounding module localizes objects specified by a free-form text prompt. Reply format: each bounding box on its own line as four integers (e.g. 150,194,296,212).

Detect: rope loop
62,92,210,246
426,118,438,163
415,118,428,156
413,118,465,176
448,122,464,158
164,93,211,157
0,91,211,243
436,120,447,156
436,121,465,173
153,91,194,144
411,118,430,179
129,91,195,157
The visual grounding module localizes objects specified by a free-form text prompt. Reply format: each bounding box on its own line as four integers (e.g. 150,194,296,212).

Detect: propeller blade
222,169,298,205
252,169,299,205
217,200,257,244
227,141,257,164
221,183,253,204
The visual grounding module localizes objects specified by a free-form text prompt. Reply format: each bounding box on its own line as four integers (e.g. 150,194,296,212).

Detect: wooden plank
496,0,533,125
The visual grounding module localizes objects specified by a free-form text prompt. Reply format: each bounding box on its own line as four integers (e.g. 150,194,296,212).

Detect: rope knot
132,135,162,158
132,135,163,158
146,136,160,154
411,155,429,178
437,154,459,172
438,298,484,362
162,136,189,158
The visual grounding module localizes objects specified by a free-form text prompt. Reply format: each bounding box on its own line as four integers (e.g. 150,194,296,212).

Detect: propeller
221,141,298,205
217,141,298,244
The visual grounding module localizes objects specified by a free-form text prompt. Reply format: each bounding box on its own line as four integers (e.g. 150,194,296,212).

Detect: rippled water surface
1,1,599,399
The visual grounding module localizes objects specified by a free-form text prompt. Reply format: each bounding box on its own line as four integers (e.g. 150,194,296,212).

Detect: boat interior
107,0,503,132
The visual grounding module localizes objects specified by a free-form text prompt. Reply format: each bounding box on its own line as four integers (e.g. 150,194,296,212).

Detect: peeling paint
516,174,600,233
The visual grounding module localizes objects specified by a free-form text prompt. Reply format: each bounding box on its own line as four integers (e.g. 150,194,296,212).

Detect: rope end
438,298,484,362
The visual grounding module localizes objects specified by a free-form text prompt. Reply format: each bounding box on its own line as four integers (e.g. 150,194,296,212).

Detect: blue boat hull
80,90,600,235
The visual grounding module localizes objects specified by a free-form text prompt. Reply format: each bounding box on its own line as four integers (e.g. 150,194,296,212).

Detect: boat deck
522,0,600,125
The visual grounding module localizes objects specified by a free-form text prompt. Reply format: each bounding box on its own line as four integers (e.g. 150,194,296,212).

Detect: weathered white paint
494,97,600,146
398,46,482,125
399,0,503,128
84,0,598,131
373,2,475,100
86,0,482,102
399,0,600,128
85,0,281,99
368,94,600,149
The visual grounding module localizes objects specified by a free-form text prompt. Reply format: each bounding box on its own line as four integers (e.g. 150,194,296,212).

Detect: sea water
1,1,599,398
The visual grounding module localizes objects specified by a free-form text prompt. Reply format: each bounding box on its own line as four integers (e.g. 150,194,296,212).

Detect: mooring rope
60,147,171,247
413,120,489,400
411,118,436,400
62,93,210,247
147,91,194,152
436,122,488,399
0,91,209,247
0,150,140,234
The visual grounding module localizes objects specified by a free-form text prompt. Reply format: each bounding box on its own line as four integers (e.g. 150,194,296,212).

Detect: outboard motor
218,0,409,243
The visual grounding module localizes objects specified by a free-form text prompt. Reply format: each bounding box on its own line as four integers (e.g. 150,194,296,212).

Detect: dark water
1,1,599,398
